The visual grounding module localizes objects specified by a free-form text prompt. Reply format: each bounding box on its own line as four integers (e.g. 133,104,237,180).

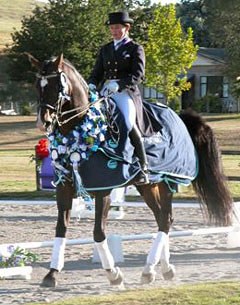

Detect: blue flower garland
46,93,108,198
48,104,108,181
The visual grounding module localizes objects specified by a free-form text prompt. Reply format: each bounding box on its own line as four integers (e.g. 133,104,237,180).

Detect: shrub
192,95,222,113
20,102,32,115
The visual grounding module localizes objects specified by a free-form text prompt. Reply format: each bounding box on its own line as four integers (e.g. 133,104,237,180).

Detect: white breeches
101,81,136,130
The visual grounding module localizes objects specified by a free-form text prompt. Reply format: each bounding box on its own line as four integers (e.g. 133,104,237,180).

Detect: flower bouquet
0,245,38,280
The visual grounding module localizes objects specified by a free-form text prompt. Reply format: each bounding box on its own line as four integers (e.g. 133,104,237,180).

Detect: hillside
0,0,46,50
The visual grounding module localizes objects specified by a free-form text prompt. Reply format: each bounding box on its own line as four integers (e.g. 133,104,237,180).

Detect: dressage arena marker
0,266,32,280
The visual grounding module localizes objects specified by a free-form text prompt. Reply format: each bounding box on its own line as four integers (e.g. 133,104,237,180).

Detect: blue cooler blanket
77,100,198,191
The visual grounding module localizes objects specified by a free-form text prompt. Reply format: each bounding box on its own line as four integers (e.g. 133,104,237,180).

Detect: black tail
179,109,233,226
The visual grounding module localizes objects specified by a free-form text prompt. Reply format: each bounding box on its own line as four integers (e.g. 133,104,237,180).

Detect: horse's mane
62,59,89,92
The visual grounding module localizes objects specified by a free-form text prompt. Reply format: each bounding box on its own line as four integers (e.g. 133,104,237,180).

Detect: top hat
106,11,134,25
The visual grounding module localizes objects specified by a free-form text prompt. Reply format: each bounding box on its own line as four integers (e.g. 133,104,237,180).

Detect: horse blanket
76,100,198,191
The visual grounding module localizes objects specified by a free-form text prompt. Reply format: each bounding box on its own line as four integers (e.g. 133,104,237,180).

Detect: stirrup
135,170,149,185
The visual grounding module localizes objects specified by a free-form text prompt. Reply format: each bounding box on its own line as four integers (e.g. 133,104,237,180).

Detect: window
200,76,229,98
143,87,164,100
223,77,229,98
200,76,207,97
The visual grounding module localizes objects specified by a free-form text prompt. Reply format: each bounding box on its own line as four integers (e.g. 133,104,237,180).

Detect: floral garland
0,245,38,268
48,104,108,173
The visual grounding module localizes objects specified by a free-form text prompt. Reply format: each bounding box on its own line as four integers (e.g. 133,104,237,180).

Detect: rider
88,11,149,185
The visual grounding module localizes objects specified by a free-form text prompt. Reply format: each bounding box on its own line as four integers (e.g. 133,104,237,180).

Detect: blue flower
48,105,107,184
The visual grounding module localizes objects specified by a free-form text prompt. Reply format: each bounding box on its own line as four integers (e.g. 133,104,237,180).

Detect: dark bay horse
26,53,233,288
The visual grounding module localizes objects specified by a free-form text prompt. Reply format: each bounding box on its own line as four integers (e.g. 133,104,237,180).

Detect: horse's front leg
139,182,175,284
41,181,74,287
93,191,124,286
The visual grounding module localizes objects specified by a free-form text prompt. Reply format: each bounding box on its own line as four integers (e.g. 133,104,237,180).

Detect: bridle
36,70,105,127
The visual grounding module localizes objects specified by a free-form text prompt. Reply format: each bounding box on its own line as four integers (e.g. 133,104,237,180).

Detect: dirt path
0,202,239,304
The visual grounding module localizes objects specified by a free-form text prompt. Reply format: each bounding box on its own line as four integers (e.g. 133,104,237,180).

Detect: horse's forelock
41,59,56,75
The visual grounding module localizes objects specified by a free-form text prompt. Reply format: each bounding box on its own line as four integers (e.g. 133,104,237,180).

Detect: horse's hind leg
139,183,175,284
41,181,74,287
93,192,124,286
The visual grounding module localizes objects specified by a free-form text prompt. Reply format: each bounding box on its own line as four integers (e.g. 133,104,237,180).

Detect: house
143,47,239,112
182,47,237,112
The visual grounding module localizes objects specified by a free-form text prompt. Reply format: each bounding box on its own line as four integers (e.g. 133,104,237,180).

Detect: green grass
204,113,240,152
26,281,240,305
0,114,239,200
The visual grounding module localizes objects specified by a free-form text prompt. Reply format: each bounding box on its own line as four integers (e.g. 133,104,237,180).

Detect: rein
58,96,106,125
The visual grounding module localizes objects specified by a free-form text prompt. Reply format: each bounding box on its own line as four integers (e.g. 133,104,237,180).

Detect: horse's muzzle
36,110,53,132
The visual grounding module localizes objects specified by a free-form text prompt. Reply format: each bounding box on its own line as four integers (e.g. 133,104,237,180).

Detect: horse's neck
58,64,89,135
63,63,89,110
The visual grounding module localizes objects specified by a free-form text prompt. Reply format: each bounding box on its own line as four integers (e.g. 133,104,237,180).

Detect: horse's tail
179,109,233,226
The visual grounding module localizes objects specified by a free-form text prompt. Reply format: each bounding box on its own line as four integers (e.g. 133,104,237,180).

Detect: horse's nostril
45,121,50,127
45,121,51,129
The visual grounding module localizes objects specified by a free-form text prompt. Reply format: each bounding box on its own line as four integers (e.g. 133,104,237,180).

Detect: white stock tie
115,41,122,50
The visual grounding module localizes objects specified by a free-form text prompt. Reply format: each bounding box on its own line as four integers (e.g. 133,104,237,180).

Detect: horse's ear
54,54,64,71
24,52,40,69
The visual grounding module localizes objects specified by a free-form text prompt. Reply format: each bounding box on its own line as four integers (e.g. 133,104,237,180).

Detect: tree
8,0,114,81
203,0,240,82
7,0,151,82
177,0,211,47
144,4,197,103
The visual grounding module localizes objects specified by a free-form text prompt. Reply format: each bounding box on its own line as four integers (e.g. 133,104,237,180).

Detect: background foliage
145,4,197,102
2,0,240,105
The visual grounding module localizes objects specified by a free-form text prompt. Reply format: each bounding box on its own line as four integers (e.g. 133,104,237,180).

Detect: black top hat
106,11,134,25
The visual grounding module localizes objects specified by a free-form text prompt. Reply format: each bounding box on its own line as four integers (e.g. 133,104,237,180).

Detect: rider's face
109,24,129,40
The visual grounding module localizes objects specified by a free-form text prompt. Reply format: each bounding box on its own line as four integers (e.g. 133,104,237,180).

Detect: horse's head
26,53,89,134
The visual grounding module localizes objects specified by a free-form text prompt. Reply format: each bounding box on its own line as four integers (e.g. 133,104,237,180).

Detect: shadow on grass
0,190,56,200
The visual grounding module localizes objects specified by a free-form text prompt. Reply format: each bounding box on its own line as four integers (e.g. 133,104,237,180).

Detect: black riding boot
129,125,149,185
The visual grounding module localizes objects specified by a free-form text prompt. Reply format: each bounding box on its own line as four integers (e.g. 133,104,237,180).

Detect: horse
26,53,233,288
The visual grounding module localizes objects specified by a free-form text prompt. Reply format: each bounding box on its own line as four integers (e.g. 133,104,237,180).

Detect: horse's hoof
162,264,175,280
141,270,156,284
106,267,124,286
40,274,57,288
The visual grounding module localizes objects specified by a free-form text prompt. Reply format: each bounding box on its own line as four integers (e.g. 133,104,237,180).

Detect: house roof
198,47,225,63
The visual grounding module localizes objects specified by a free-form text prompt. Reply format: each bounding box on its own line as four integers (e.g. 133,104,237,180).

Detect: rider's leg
109,90,149,184
129,124,149,185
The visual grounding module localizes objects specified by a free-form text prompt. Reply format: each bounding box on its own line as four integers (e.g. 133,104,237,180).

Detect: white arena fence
0,199,239,264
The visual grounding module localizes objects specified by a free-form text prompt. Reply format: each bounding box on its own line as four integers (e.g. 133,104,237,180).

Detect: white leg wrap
160,234,171,273
146,231,168,267
95,239,115,270
50,237,66,271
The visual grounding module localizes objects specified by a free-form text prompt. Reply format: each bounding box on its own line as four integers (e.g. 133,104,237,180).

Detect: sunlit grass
0,0,45,50
0,115,239,200
27,281,240,305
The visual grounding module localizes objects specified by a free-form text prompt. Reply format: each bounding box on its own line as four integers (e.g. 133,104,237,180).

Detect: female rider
88,11,149,184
